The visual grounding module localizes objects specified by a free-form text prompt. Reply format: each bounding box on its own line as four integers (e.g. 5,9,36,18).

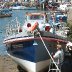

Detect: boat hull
4,36,67,72
8,53,50,72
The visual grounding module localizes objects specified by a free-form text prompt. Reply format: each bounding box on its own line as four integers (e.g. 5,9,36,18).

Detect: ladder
48,59,61,72
37,31,61,72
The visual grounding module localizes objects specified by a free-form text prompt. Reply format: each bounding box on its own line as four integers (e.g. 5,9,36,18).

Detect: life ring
28,22,38,31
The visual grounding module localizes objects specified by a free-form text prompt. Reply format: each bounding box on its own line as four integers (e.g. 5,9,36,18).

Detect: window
30,15,44,20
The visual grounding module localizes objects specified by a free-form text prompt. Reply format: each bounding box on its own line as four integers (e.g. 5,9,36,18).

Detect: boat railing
55,25,69,38
6,17,21,37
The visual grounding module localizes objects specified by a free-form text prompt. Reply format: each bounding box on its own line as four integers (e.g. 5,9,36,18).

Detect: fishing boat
10,6,37,10
57,4,69,12
3,12,68,72
0,8,12,18
48,11,68,37
9,5,37,10
9,3,36,10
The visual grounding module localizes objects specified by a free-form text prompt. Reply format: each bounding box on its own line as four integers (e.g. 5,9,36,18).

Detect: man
66,41,72,52
53,44,64,69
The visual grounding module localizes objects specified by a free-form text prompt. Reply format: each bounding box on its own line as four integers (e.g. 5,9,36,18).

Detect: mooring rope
38,31,61,72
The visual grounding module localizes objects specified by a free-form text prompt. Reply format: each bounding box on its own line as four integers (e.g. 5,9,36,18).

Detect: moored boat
3,12,69,72
9,6,37,10
9,3,37,10
0,8,12,18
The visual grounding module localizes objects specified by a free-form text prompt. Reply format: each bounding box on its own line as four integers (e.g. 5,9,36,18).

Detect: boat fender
19,28,22,32
28,22,38,32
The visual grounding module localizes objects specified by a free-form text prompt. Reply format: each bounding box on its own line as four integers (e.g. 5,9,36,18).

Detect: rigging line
38,32,61,72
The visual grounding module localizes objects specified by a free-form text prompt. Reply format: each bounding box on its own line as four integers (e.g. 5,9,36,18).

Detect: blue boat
0,8,12,18
49,11,67,23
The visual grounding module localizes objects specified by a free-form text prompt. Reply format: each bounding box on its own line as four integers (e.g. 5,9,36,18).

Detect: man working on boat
66,41,72,52
53,44,64,69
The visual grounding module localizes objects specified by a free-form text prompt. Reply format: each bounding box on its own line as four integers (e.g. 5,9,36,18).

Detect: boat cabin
25,12,48,23
23,12,54,33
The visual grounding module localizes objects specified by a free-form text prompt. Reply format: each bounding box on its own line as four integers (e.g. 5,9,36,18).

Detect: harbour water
0,9,38,55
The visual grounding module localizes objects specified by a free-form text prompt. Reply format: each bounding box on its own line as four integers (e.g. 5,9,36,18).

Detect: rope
37,31,61,72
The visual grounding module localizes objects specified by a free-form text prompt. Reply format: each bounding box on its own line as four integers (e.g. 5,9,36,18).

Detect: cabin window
30,15,44,20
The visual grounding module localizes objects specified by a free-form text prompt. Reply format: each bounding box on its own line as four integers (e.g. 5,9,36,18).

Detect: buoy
28,22,38,32
19,28,22,32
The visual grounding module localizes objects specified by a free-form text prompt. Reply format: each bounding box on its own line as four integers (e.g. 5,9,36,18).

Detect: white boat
9,6,37,10
23,6,37,10
3,12,68,72
9,2,36,10
57,4,69,12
